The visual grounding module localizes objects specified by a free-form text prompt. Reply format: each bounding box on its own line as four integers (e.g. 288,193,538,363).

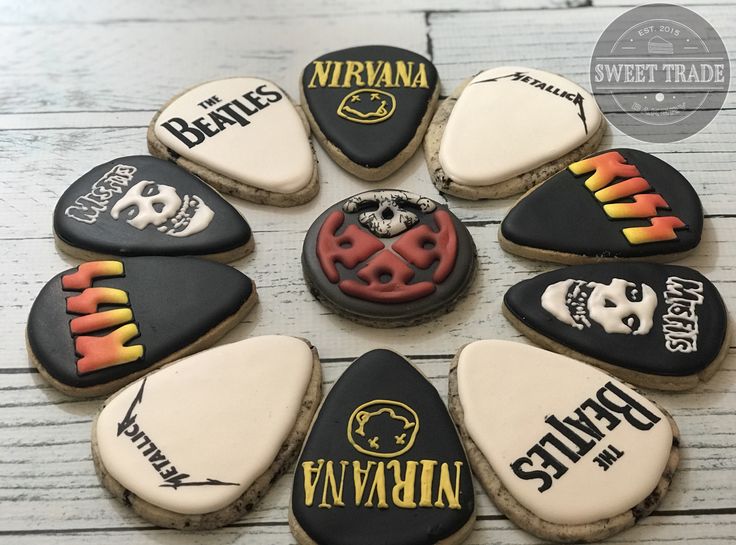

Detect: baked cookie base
447,350,680,543
91,340,322,530
300,79,440,181
302,252,477,328
53,233,255,265
502,302,731,391
27,285,259,398
147,81,319,207
423,78,605,200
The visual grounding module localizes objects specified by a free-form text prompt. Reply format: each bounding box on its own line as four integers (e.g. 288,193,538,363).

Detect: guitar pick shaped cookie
500,149,703,263
425,66,604,199
290,349,475,545
148,77,318,206
301,46,439,180
93,336,321,530
54,156,253,262
503,263,729,390
449,340,679,542
27,258,257,397
302,190,477,327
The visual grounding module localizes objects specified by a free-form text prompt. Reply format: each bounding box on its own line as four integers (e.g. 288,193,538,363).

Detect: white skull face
110,181,214,237
343,190,437,238
541,278,657,335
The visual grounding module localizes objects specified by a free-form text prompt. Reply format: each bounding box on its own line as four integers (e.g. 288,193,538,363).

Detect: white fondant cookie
148,77,319,207
93,335,322,529
424,67,605,199
448,340,679,543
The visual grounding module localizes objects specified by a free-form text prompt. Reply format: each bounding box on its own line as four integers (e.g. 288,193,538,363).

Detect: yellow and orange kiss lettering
568,151,686,245
62,261,143,375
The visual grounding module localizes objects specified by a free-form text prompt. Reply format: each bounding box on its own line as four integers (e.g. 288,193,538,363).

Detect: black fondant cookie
290,349,475,545
449,340,679,542
302,190,476,327
148,77,319,207
500,149,703,263
503,263,730,390
301,46,439,180
54,156,253,262
27,258,257,397
93,335,321,530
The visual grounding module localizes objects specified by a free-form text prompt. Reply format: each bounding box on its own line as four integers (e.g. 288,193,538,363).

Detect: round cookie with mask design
93,335,322,530
424,67,605,199
54,156,253,262
148,77,318,207
448,340,680,543
302,189,477,327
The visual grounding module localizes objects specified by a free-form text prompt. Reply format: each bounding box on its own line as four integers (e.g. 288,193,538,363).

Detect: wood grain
0,0,734,543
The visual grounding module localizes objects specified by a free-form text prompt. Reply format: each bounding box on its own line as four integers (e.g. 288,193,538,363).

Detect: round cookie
301,189,477,327
290,348,475,545
424,67,605,199
300,46,439,181
148,77,319,207
54,155,253,262
503,263,730,390
26,258,257,397
93,335,321,530
448,340,680,543
499,149,704,264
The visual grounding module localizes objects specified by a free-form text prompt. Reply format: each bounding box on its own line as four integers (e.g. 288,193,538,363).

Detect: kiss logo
62,261,143,375
499,148,703,263
569,151,686,245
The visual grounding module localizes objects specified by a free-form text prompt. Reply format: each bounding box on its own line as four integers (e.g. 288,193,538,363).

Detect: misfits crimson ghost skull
302,190,477,326
111,180,214,238
541,278,657,335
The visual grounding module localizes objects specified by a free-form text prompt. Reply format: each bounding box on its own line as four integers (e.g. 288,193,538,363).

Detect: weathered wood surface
0,1,734,543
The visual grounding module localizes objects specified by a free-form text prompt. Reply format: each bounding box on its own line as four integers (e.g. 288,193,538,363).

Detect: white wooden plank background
0,1,734,544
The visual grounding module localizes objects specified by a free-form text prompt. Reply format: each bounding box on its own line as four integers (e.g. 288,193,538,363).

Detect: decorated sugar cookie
290,349,475,545
93,335,321,530
448,340,679,542
425,67,605,199
300,46,439,181
302,190,476,327
499,149,703,263
26,258,257,397
54,156,253,262
148,77,318,207
503,263,730,390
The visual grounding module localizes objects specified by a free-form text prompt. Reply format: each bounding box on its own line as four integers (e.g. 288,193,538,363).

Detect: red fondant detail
622,216,687,245
594,177,651,203
392,210,458,283
70,308,133,335
61,261,124,290
339,249,435,303
569,151,641,192
75,323,144,375
66,287,129,314
603,194,671,219
316,211,384,282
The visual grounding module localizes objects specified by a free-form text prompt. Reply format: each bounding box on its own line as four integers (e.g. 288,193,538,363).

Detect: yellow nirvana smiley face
337,89,396,124
347,399,419,457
